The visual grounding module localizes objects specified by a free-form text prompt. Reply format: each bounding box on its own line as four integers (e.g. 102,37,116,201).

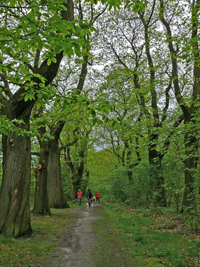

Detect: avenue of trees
1,0,200,237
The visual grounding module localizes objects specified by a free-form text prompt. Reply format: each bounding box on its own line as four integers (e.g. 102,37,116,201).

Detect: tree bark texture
48,138,69,208
64,147,77,199
33,141,51,214
0,131,32,236
70,173,77,200
81,169,89,196
76,140,87,190
32,108,51,214
180,133,197,213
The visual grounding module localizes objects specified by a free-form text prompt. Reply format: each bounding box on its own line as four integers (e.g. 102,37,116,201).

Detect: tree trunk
32,108,51,214
76,145,87,190
33,140,51,214
48,139,69,208
149,145,167,207
70,173,77,200
81,169,89,196
180,132,197,213
64,147,77,200
0,131,32,237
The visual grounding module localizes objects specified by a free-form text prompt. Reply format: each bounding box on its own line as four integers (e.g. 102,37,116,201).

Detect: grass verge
92,203,200,267
0,206,75,267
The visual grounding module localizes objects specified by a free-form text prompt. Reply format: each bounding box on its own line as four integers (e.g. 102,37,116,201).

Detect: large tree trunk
0,128,32,236
48,139,69,208
32,108,51,214
64,147,77,200
76,149,84,190
33,140,51,214
76,139,88,190
70,173,77,200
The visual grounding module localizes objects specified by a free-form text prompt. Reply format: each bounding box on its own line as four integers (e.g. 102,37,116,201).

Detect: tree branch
159,0,190,119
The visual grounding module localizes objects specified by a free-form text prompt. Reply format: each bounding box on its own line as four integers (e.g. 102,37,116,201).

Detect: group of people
77,189,100,207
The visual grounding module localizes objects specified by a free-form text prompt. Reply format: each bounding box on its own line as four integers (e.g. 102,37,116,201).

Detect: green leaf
37,93,43,98
58,20,72,33
58,4,68,11
74,47,82,57
47,58,51,66
80,29,86,37
63,42,73,54
52,58,57,63
30,23,38,32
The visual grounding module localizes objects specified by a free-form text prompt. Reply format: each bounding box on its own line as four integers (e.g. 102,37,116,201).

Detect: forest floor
1,202,200,266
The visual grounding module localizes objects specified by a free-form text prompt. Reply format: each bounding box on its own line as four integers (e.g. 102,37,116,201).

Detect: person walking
86,189,93,207
77,189,82,205
95,191,100,203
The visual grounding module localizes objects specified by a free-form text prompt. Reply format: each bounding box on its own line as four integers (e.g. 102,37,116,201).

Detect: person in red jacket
77,189,82,205
95,192,100,203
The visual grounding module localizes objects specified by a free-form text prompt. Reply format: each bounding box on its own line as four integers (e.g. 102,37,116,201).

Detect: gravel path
41,203,101,267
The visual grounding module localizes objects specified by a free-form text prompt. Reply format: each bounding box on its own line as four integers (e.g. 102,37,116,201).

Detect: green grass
92,203,200,267
0,208,73,267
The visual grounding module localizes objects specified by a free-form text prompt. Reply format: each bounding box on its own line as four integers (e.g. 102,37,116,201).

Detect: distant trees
89,0,200,211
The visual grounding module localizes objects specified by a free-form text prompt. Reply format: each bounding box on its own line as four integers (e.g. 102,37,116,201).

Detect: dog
92,196,96,203
86,200,93,208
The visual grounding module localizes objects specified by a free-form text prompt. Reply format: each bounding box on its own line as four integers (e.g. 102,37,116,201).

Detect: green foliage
107,166,131,202
162,155,185,211
88,149,186,212
0,0,91,65
85,0,147,11
87,149,117,194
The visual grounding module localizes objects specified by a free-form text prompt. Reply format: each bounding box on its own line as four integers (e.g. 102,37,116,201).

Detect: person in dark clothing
86,189,93,207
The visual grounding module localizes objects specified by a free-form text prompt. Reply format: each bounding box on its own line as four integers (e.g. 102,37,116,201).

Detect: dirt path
41,203,101,267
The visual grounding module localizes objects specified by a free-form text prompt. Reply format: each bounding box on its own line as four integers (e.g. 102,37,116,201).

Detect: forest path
41,202,101,267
